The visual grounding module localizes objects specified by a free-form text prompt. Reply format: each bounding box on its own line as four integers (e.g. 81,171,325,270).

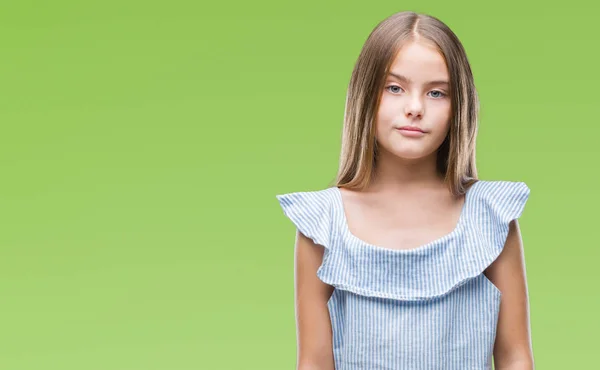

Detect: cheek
431,104,452,133
375,97,398,128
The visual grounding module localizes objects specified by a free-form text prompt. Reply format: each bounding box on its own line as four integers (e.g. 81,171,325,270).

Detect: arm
294,230,336,370
484,219,535,370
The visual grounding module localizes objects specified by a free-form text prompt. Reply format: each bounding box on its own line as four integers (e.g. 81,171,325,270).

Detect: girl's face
375,41,452,161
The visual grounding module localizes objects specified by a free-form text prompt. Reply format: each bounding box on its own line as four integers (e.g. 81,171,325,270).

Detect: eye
385,85,403,94
428,90,447,98
385,85,447,98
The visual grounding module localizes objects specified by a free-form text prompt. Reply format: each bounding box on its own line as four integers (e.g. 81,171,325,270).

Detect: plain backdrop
0,1,598,369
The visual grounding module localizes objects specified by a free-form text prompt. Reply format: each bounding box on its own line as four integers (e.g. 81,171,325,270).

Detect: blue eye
385,85,447,98
386,85,403,94
428,90,446,98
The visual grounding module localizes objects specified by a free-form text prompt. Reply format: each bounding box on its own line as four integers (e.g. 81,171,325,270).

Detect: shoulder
275,187,338,222
469,179,531,221
275,187,339,249
467,179,531,251
276,187,337,208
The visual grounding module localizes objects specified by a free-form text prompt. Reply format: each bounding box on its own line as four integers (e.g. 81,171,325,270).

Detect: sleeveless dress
275,180,530,370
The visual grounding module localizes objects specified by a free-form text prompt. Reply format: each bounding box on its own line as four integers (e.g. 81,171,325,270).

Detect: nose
404,97,423,118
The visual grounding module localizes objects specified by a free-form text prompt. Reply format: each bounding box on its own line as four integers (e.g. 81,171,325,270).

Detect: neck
368,148,443,194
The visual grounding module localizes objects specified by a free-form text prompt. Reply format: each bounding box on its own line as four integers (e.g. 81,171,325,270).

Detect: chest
341,194,464,251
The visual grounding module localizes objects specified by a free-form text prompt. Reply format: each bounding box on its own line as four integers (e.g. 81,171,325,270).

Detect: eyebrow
387,72,449,86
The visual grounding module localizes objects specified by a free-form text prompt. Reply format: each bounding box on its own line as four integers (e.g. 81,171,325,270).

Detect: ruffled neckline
276,179,530,301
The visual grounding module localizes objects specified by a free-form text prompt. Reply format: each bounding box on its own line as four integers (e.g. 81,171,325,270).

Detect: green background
1,1,597,369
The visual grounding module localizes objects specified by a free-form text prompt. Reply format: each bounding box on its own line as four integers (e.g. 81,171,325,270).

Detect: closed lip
397,126,426,133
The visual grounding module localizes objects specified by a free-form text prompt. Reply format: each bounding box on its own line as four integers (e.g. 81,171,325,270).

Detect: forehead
388,41,449,80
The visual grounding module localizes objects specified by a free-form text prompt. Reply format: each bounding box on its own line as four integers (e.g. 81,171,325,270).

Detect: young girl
276,11,534,370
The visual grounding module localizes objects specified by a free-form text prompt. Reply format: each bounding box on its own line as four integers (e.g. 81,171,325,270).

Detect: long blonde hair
331,11,479,196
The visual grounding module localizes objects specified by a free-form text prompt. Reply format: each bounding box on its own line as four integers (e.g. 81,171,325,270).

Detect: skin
485,220,535,369
294,231,335,370
294,40,534,369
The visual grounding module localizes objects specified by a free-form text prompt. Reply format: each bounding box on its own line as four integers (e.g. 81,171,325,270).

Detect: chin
394,151,431,160
379,147,427,161
385,143,436,160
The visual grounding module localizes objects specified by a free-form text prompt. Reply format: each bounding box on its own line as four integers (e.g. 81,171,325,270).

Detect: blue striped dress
276,180,530,370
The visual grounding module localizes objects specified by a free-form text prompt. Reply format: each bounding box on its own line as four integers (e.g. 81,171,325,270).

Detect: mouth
395,126,426,137
396,126,425,133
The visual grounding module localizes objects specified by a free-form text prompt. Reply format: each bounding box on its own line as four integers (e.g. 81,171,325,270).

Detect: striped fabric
276,180,530,370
